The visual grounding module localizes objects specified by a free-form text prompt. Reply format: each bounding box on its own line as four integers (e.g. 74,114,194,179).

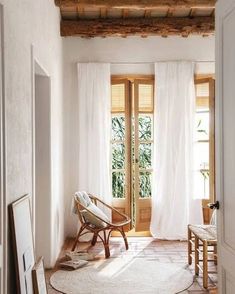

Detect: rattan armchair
72,192,131,258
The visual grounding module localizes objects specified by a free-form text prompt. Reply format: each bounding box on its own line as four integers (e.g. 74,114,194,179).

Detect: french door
111,77,154,232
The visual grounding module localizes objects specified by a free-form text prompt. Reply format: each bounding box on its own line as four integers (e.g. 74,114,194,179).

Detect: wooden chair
188,224,217,288
72,192,131,258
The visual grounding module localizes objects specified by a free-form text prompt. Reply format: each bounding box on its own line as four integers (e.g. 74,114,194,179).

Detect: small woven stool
188,224,217,288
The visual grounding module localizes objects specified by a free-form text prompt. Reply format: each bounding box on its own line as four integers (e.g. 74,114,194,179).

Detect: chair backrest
74,191,109,228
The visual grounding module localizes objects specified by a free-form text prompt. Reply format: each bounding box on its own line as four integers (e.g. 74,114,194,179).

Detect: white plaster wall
1,0,64,292
63,36,215,237
35,74,52,266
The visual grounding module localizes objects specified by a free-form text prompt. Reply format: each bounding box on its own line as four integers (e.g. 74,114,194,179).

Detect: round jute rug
50,257,193,294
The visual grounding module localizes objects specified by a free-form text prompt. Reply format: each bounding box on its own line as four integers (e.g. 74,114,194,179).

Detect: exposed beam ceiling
61,16,214,37
55,0,216,9
56,0,215,37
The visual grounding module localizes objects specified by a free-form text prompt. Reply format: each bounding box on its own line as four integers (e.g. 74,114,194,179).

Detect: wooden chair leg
188,226,192,265
104,245,110,258
203,240,208,289
72,225,85,251
120,227,129,250
214,244,217,265
102,230,110,258
195,236,199,276
91,233,98,246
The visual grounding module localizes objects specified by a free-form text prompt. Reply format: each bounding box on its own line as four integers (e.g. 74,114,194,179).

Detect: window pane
138,84,153,112
112,116,125,141
194,142,209,170
195,112,209,141
139,143,152,169
112,172,125,198
112,143,125,169
194,170,209,199
139,115,152,140
139,172,152,198
111,84,125,112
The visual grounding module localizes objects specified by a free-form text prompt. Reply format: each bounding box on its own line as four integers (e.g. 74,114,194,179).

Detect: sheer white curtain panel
77,63,112,206
150,61,203,240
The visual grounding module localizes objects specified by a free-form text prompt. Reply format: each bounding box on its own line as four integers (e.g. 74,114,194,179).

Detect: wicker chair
72,192,131,258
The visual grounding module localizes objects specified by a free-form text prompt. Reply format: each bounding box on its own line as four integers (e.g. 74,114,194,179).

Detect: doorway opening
111,76,154,234
33,61,52,267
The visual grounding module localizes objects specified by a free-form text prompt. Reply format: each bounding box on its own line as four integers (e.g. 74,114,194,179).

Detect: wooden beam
122,9,129,18
167,8,175,17
78,7,85,18
100,8,107,18
190,8,196,17
144,10,152,18
55,0,216,9
60,16,215,37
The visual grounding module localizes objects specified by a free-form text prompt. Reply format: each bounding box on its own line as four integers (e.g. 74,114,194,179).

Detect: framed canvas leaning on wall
32,257,48,294
9,194,35,294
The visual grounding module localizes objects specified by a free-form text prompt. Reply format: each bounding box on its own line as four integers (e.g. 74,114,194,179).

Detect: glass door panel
111,80,131,228
134,79,154,232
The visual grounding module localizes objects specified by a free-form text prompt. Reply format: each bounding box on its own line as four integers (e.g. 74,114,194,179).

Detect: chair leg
104,245,110,258
103,230,110,258
214,244,217,265
91,233,98,246
120,227,129,250
188,226,192,265
203,240,208,289
195,236,199,276
72,225,85,251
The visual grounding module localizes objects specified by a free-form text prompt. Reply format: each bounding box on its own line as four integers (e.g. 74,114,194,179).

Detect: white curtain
77,63,112,206
150,62,203,240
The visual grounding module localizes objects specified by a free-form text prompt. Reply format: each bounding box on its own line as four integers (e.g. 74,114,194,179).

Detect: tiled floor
46,237,217,294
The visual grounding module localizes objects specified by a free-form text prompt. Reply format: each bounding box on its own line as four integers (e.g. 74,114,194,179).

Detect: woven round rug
50,257,193,294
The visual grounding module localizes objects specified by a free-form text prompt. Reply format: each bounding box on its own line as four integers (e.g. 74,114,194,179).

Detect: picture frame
9,194,35,294
32,257,48,294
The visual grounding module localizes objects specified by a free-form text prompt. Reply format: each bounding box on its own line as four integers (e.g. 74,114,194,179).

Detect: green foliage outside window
112,116,125,141
139,116,152,140
139,143,152,169
112,144,125,169
112,172,125,198
139,172,152,198
112,115,152,199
